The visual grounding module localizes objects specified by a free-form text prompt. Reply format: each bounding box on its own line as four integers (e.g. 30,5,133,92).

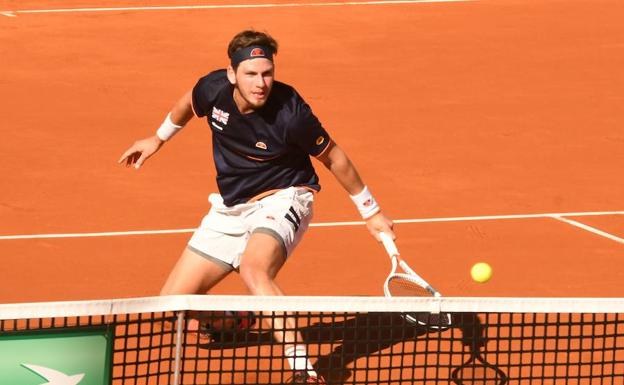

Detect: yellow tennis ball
470,262,493,283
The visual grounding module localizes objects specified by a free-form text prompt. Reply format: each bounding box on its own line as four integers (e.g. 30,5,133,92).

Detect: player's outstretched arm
118,135,164,169
118,90,195,169
316,141,395,241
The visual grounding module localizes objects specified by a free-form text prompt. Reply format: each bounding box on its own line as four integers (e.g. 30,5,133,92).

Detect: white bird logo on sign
21,363,85,385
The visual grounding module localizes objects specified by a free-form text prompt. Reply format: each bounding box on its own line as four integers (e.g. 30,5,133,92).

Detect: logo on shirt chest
211,107,230,129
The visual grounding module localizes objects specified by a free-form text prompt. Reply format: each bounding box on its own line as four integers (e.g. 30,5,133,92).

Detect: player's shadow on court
202,312,449,384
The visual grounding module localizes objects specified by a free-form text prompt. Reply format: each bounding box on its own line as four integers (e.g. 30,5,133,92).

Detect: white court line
1,210,622,241
0,0,471,16
551,216,624,245
0,228,198,240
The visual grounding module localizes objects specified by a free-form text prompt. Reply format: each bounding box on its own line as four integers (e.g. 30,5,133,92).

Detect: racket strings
387,276,433,297
386,275,452,329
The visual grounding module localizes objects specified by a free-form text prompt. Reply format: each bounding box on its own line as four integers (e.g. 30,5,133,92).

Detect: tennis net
1,295,623,384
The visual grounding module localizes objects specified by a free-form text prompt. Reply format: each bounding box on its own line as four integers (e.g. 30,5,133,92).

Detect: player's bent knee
239,267,275,294
238,267,266,287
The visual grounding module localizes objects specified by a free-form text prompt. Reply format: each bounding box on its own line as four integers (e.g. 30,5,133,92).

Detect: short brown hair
227,30,278,66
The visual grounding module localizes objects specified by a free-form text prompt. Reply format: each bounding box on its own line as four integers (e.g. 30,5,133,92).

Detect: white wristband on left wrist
156,112,184,141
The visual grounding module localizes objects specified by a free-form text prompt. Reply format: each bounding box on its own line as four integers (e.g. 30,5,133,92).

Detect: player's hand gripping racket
379,232,451,329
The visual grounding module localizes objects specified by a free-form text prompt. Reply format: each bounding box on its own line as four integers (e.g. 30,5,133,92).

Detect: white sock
284,345,317,376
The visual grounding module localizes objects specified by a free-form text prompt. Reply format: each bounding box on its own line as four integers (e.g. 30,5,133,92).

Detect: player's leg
162,195,248,334
159,246,233,335
239,233,322,383
239,187,323,384
238,232,286,295
160,246,231,296
239,186,314,298
162,193,247,295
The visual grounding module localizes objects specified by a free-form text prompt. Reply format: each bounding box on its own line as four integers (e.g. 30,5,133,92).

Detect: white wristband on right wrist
156,112,184,141
350,185,380,219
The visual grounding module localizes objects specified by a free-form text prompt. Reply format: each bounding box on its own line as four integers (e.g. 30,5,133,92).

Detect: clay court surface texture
1,0,623,304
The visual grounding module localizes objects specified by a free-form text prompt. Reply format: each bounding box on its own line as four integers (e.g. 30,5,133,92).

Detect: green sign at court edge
0,328,112,385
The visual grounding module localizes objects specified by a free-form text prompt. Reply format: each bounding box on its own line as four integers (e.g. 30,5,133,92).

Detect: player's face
229,58,275,114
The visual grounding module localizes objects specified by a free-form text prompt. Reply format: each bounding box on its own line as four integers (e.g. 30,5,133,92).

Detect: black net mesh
1,299,623,384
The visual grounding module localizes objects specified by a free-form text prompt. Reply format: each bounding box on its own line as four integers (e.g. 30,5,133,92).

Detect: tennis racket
379,232,451,328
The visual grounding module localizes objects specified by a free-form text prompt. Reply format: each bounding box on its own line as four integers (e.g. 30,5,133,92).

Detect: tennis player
119,30,394,384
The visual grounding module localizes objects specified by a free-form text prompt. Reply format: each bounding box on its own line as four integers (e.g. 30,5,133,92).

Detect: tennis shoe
287,371,326,384
191,311,256,342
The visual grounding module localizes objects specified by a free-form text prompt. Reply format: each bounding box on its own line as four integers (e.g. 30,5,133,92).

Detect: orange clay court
0,0,623,304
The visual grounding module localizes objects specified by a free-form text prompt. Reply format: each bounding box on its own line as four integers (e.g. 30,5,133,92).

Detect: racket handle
379,232,399,257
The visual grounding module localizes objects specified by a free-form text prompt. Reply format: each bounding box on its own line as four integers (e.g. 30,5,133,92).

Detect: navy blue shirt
192,69,331,206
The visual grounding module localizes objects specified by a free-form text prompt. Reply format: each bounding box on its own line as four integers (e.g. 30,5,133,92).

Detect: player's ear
226,65,236,85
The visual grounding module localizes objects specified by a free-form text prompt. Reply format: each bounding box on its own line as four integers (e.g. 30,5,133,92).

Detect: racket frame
379,232,442,298
378,232,452,328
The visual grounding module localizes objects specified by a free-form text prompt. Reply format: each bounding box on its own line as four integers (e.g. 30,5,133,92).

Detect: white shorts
187,187,315,271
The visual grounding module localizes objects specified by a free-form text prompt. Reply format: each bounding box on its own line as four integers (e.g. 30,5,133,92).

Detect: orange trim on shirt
223,144,282,162
314,138,333,158
243,153,282,162
247,186,318,203
247,189,283,203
